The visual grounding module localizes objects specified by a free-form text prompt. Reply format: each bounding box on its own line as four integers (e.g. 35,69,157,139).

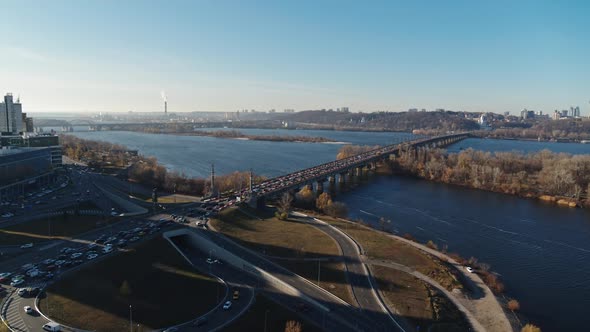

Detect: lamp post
264,309,270,332
129,305,133,332
317,260,321,286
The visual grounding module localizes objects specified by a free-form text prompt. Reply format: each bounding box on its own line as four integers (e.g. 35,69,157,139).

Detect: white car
10,279,24,287
17,288,27,296
102,246,113,254
223,301,232,310
20,243,34,249
24,306,33,314
206,258,215,264
71,252,83,259
87,254,98,260
465,266,474,273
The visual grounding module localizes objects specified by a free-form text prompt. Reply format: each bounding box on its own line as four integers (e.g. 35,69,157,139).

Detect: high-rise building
0,93,23,134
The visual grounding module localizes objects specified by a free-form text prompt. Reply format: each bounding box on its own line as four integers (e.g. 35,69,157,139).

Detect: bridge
222,133,470,208
87,121,231,131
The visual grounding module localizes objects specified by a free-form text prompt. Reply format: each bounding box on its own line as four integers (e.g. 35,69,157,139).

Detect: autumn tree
296,186,315,208
315,192,333,212
507,299,520,311
285,320,302,332
521,324,541,332
276,192,293,220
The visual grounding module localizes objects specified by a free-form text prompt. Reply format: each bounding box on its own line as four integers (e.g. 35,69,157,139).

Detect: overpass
229,133,469,207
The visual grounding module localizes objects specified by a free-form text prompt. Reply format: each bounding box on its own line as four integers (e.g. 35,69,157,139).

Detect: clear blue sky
1,0,588,114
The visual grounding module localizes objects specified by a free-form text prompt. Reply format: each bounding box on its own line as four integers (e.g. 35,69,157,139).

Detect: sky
0,0,589,114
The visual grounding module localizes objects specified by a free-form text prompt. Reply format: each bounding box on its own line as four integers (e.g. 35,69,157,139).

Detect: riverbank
311,214,517,332
136,128,339,143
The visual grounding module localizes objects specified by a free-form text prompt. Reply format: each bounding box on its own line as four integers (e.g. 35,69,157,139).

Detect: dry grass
278,260,353,305
372,265,469,332
211,207,354,304
211,207,339,258
38,236,221,332
323,217,462,291
0,214,117,245
223,295,321,332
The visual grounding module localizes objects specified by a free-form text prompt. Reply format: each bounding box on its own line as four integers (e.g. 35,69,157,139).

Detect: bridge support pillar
355,167,363,177
316,181,324,195
338,173,346,184
328,176,336,184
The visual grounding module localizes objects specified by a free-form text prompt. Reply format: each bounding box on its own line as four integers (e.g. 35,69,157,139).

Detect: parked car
10,279,25,287
20,243,34,249
223,301,232,310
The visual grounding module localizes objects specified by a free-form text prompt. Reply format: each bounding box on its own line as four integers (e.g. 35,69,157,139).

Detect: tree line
383,146,590,207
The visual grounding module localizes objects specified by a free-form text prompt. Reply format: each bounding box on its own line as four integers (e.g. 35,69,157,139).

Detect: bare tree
285,320,303,332
276,192,293,220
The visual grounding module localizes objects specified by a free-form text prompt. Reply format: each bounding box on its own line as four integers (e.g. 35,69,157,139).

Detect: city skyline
1,0,589,113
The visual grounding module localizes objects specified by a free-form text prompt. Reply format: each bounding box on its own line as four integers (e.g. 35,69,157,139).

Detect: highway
188,224,398,332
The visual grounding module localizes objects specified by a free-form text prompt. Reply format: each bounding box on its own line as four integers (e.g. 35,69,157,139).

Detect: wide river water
70,128,590,331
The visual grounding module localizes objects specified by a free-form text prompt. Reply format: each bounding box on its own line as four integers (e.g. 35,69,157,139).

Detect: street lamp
264,309,270,332
129,305,133,332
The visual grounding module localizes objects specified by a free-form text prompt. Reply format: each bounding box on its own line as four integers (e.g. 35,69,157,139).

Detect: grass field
372,265,469,332
211,207,355,305
324,217,462,291
0,214,117,245
223,295,321,332
211,207,339,259
38,236,221,332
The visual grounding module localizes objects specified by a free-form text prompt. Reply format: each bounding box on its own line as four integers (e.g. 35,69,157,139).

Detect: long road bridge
221,133,470,208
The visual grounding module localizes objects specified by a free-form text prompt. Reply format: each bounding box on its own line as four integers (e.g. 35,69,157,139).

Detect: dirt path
337,218,514,332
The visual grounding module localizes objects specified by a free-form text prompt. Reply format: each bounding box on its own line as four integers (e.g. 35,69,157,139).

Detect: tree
296,186,314,207
119,280,132,297
276,193,293,220
521,324,541,332
285,320,303,332
325,201,348,218
315,192,332,212
507,299,520,311
426,240,438,250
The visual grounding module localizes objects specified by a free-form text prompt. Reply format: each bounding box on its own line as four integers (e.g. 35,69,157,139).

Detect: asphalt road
188,224,395,332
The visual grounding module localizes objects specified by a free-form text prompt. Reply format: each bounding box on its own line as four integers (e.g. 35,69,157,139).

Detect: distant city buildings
0,93,34,135
520,109,536,119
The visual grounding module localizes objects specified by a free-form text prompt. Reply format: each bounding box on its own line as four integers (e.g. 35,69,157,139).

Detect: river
69,129,590,331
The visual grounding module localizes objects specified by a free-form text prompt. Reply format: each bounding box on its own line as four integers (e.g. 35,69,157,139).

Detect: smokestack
164,100,167,114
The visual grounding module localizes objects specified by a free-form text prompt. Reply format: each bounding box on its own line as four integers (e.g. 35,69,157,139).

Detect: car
44,273,55,280
17,288,27,296
129,236,139,242
102,246,114,253
24,306,33,314
0,272,12,282
71,252,83,259
20,243,34,249
206,258,215,264
110,211,119,216
213,259,222,265
87,254,98,260
26,269,40,278
10,279,25,287
42,259,56,265
233,290,240,300
54,260,66,266
222,301,232,310
465,266,474,273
